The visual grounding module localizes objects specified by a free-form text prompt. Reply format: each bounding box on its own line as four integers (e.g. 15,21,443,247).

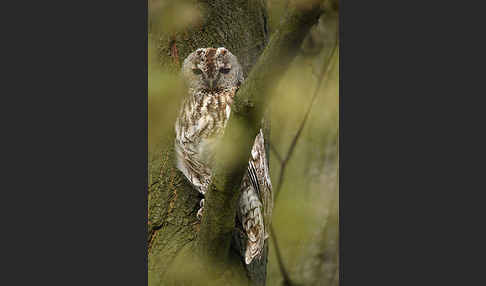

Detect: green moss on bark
148,1,325,285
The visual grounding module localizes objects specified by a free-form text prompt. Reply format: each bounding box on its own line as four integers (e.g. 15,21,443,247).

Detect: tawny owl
174,47,273,265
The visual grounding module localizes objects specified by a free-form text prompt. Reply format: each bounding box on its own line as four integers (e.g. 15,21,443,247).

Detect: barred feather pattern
174,47,273,265
174,86,236,195
238,130,273,264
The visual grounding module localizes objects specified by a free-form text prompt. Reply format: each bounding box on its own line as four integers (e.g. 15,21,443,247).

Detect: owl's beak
207,78,217,90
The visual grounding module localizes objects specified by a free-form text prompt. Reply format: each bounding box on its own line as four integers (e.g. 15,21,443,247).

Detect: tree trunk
149,1,269,285
148,1,324,285
151,0,269,77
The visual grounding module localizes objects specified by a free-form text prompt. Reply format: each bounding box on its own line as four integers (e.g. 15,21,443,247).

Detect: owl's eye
220,68,231,74
192,69,203,75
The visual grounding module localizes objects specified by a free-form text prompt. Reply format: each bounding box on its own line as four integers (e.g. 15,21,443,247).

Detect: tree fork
148,1,327,285
196,0,325,270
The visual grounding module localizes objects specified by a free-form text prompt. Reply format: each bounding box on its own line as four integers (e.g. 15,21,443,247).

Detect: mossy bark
153,0,269,77
148,1,324,285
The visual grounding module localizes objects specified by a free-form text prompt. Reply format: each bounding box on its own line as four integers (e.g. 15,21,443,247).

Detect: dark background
2,0,484,285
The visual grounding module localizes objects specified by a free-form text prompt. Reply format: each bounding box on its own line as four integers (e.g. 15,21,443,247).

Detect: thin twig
270,224,294,286
269,43,338,286
274,43,338,203
270,143,283,164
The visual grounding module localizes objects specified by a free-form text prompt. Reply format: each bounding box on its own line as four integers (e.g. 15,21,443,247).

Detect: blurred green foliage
148,35,183,152
148,1,339,285
149,0,203,35
267,48,339,285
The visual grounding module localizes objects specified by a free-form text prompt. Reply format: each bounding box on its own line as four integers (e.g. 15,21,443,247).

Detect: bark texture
154,0,269,76
148,1,325,285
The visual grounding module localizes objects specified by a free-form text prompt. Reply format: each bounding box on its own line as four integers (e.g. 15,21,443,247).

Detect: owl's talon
196,206,204,220
197,199,205,220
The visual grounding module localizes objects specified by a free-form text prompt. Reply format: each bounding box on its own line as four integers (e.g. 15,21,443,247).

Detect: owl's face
182,47,244,92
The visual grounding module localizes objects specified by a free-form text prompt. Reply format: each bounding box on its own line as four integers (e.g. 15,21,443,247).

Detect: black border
12,1,149,285
14,0,475,284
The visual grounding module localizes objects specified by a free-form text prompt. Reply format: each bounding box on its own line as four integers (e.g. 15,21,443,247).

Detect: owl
174,47,273,265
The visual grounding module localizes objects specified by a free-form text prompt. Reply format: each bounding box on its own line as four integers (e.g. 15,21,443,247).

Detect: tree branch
269,41,338,285
270,225,294,286
274,41,337,203
270,142,283,164
196,0,325,264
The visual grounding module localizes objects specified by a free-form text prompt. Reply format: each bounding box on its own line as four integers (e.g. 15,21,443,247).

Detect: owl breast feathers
174,47,273,264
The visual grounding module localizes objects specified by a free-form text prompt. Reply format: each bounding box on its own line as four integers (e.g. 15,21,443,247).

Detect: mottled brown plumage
238,130,273,264
175,47,273,264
